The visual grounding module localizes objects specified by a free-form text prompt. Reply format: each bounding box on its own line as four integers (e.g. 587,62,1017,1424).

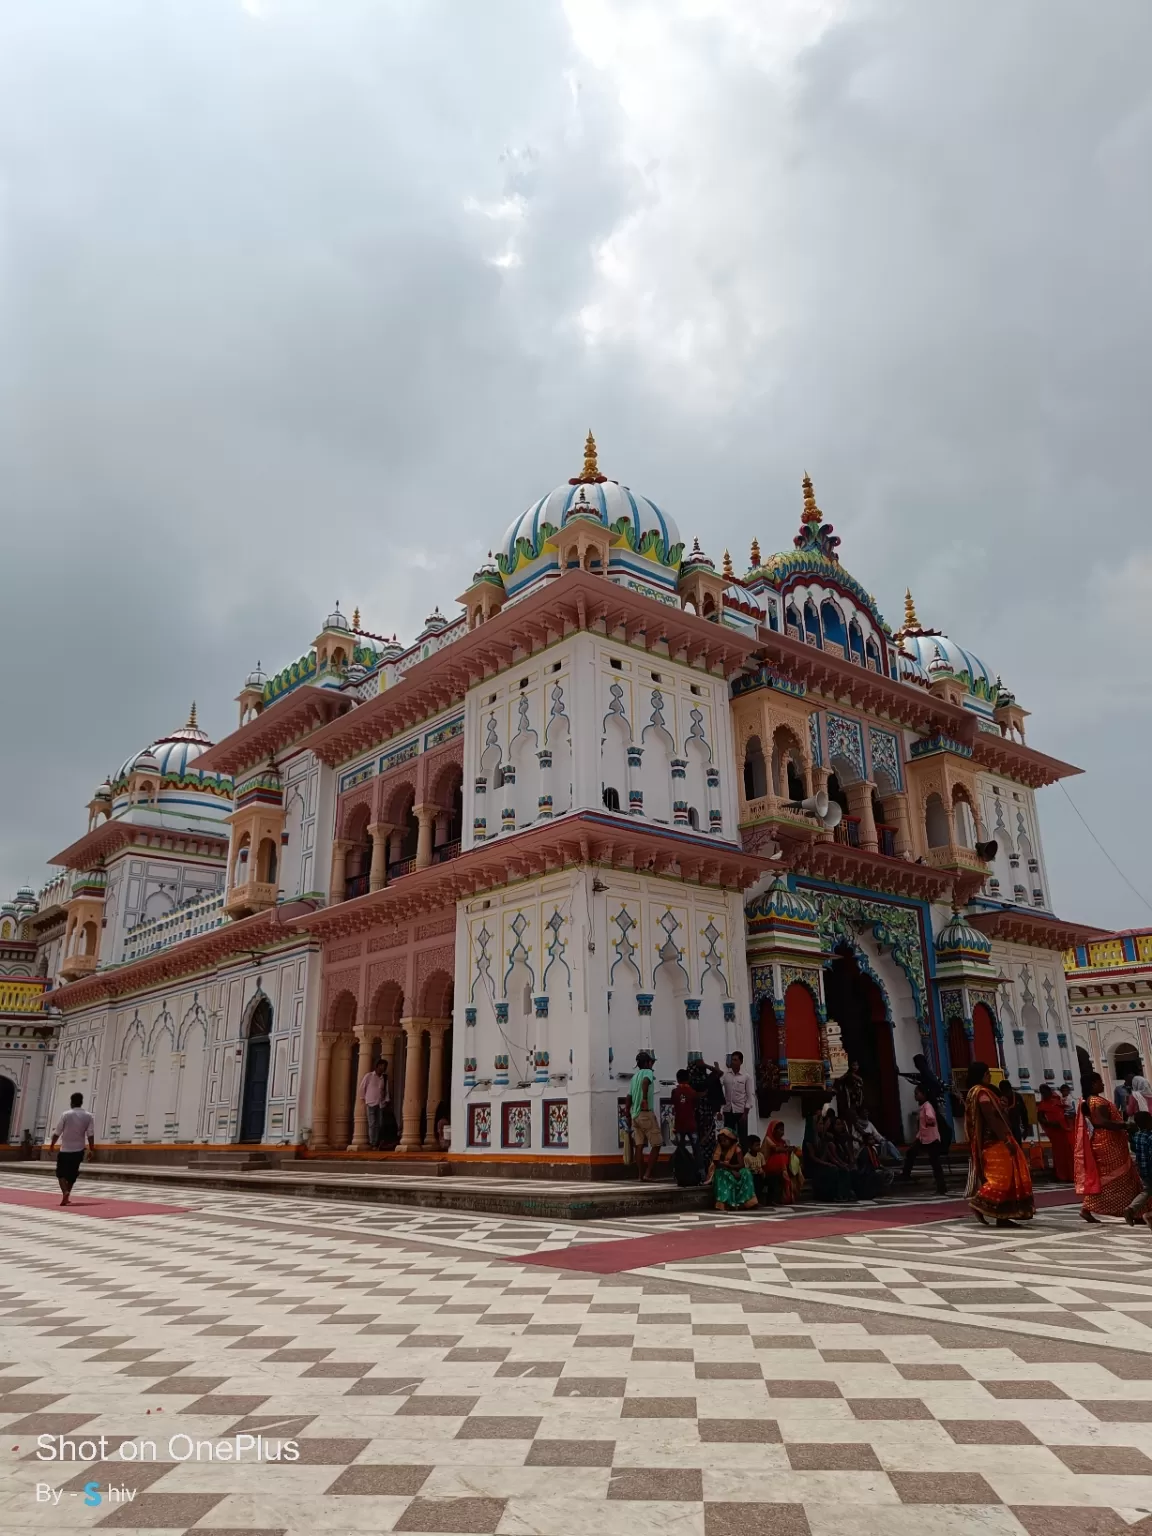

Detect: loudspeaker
800,791,830,819
822,802,844,831
974,839,998,861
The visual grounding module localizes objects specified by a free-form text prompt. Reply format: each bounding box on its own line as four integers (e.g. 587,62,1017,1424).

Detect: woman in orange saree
964,1061,1034,1226
1037,1083,1074,1182
1075,1072,1143,1221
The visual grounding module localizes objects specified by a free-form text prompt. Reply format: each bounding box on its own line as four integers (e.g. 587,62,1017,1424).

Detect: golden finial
187,701,198,730
352,606,360,630
749,537,761,568
903,589,920,632
569,429,607,485
801,471,822,525
722,548,734,580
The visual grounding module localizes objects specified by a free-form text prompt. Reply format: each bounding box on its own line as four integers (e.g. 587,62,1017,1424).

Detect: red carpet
509,1189,1079,1274
0,1188,187,1218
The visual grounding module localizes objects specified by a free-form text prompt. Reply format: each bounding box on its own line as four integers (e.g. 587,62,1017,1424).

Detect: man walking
49,1092,96,1206
629,1050,662,1181
720,1051,753,1147
358,1058,390,1149
900,1085,947,1195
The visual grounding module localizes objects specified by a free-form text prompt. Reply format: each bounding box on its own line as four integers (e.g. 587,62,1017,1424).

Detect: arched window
603,786,621,812
785,604,803,638
256,838,278,885
687,807,700,830
972,1003,998,1065
820,601,846,653
848,620,866,665
925,792,950,848
803,601,821,647
826,773,849,815
743,736,767,801
865,638,881,672
784,982,821,1060
952,791,976,848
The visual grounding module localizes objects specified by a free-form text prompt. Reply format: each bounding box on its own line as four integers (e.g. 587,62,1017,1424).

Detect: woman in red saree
1037,1083,1074,1182
1075,1072,1143,1221
964,1061,1034,1225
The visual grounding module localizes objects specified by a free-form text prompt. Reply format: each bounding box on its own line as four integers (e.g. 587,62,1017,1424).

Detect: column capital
368,821,395,838
427,1018,451,1040
353,1022,375,1042
332,837,357,851
400,1015,431,1033
414,803,440,821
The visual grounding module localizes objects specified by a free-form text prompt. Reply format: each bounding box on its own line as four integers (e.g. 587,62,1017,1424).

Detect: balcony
387,857,417,881
0,977,49,1014
344,872,370,901
224,880,278,919
122,890,227,963
833,815,861,848
877,824,898,857
58,953,98,983
924,844,991,875
432,839,461,865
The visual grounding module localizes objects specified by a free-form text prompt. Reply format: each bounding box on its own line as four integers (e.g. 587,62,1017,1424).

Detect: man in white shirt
358,1059,390,1149
49,1092,96,1206
719,1051,753,1147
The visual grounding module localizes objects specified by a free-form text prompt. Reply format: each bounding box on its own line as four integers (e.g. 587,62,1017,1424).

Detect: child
744,1134,767,1202
670,1069,700,1147
1125,1110,1152,1227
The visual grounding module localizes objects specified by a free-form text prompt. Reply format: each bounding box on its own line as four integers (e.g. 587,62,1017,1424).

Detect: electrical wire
1059,782,1152,920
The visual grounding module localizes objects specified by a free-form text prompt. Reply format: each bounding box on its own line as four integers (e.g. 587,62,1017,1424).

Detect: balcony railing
833,815,861,848
387,857,417,881
122,890,227,963
345,872,370,900
432,840,461,865
877,824,898,857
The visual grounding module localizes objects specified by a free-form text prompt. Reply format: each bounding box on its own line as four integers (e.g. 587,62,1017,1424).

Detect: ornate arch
823,937,894,1028
814,892,927,1024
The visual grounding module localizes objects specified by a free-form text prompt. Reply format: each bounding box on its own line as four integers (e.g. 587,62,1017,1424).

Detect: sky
1,0,1150,929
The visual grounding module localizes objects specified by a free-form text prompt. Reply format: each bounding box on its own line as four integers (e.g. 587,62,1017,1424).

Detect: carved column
398,1017,429,1152
311,1034,333,1151
382,1028,401,1139
329,839,355,902
884,791,913,858
348,1025,374,1150
414,805,437,871
845,780,878,853
423,1020,449,1149
367,823,393,891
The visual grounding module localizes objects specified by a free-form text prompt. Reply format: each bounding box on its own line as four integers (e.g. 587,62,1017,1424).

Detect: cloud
1,0,1150,929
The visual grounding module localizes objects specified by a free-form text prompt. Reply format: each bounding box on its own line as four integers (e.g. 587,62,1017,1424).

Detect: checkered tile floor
2,1170,1151,1535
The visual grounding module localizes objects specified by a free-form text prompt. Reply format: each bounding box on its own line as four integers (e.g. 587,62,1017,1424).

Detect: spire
186,701,197,730
750,537,761,568
722,548,734,580
801,471,822,525
903,589,920,632
352,606,360,630
569,429,607,485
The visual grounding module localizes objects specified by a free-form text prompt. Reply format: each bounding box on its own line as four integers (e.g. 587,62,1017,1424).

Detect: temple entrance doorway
823,949,902,1142
0,1076,14,1143
238,999,272,1143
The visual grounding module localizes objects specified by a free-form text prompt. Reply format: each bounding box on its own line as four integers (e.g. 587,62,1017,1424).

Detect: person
802,1108,856,1202
997,1080,1029,1146
743,1134,768,1202
964,1061,1034,1226
49,1092,96,1206
1076,1071,1144,1222
836,1115,890,1200
719,1051,753,1145
857,1117,902,1167
670,1068,700,1150
1124,1110,1152,1227
688,1058,723,1181
711,1126,757,1211
1127,1075,1152,1117
760,1121,793,1203
629,1050,662,1182
901,1085,947,1194
900,1054,956,1148
836,1060,867,1125
358,1058,391,1149
1037,1083,1074,1183
1115,1067,1137,1116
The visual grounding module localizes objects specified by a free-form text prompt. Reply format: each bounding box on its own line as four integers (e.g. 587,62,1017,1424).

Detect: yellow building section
0,978,48,1014
1064,933,1152,974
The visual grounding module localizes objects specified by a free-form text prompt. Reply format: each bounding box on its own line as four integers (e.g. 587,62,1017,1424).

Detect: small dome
422,607,447,633
15,885,36,908
94,780,113,801
345,662,367,683
898,594,996,703
935,911,993,960
245,661,267,689
681,536,715,572
323,603,350,633
115,706,215,783
1,901,16,916
127,749,162,777
379,634,405,662
760,876,820,925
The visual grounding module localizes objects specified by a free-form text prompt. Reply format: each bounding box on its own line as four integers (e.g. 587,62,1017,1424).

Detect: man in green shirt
630,1050,662,1182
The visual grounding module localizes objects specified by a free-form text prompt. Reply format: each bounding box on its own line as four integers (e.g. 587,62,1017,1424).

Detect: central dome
499,434,681,584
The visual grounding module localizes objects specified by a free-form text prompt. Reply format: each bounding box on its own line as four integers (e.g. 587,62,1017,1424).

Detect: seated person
712,1127,758,1211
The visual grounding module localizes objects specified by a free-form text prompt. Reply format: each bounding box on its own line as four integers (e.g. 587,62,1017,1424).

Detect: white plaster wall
977,774,1052,912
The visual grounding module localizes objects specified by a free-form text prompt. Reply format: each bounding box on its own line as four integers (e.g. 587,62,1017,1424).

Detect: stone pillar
846,780,878,853
885,791,913,858
329,839,354,903
423,1020,449,1149
329,1036,356,1149
311,1035,333,1151
382,1029,401,1138
368,824,393,892
348,1025,374,1150
414,805,437,871
398,1017,429,1152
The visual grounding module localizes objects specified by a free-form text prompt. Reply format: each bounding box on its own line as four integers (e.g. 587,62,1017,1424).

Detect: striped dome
501,478,680,569
902,633,994,695
115,708,216,783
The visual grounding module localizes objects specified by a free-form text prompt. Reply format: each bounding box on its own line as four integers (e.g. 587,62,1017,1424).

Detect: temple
0,438,1108,1161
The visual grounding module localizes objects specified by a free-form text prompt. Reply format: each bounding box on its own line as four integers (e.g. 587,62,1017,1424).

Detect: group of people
628,1050,803,1211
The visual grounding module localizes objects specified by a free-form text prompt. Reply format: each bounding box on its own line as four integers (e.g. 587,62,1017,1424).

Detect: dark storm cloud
1,0,1149,926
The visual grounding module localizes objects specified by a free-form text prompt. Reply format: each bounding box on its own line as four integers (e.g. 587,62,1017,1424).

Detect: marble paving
1,1167,1151,1535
